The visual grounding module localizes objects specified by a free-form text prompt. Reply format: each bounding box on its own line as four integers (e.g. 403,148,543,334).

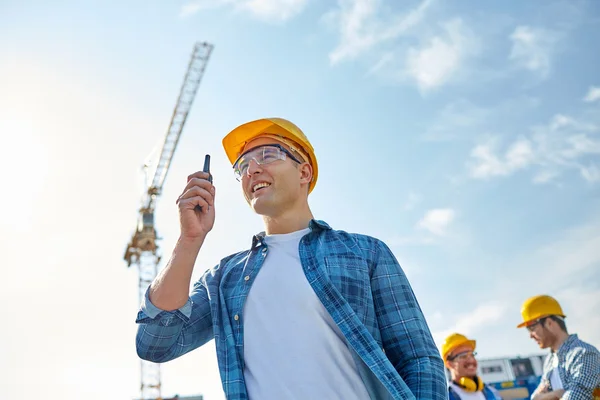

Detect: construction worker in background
442,333,502,400
135,118,447,399
517,294,600,400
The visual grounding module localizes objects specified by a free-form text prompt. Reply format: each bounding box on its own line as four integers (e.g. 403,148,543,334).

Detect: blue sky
1,0,599,399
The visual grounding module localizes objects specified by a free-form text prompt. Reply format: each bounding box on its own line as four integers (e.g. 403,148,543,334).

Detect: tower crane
124,41,213,400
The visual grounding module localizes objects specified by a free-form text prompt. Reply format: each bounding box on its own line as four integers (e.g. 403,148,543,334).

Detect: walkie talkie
195,154,212,212
203,154,213,184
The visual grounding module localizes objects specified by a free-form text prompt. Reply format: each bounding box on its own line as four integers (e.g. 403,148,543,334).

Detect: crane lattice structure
124,41,213,400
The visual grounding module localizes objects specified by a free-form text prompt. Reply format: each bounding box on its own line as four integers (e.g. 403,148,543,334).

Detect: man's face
527,319,554,349
447,344,478,379
237,136,310,216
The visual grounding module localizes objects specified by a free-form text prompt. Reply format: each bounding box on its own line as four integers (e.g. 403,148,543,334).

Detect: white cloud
532,170,558,184
580,164,600,183
417,208,455,236
509,25,557,78
242,0,308,21
180,0,228,17
423,96,540,142
555,286,600,343
325,1,481,91
468,113,600,183
534,218,600,285
367,51,395,75
406,18,471,91
423,99,489,141
180,2,206,17
432,302,507,348
583,86,600,103
327,0,432,65
469,137,534,179
180,0,308,22
430,215,600,358
388,206,457,247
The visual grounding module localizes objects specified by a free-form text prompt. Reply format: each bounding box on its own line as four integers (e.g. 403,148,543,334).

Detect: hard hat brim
222,119,274,164
516,313,566,329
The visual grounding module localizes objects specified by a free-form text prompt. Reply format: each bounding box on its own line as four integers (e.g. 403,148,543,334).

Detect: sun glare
0,116,50,232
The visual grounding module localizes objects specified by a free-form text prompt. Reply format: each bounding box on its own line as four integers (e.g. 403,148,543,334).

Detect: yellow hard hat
222,117,318,194
517,295,565,328
441,333,476,360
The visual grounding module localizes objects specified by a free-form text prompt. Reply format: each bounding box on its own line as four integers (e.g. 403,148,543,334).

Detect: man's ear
299,162,313,185
444,359,453,370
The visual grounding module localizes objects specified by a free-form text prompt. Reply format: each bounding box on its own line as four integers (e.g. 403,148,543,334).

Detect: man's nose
246,159,263,176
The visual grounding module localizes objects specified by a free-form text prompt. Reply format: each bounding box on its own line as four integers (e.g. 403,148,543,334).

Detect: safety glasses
233,144,303,181
526,318,547,332
448,351,477,362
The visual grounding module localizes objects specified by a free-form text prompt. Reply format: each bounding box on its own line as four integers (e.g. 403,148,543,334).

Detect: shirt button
244,275,250,281
234,314,239,321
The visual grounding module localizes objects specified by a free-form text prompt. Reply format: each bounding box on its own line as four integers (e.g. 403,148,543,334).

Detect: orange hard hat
441,333,476,360
517,295,566,328
222,117,318,194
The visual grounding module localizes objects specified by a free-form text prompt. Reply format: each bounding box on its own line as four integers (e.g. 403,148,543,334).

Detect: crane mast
124,41,213,400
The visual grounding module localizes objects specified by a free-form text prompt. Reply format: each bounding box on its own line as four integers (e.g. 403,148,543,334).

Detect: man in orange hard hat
517,294,600,400
135,118,447,399
442,333,502,400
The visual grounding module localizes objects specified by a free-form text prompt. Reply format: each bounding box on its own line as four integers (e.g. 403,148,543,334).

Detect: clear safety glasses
525,317,547,332
448,351,477,362
233,144,303,181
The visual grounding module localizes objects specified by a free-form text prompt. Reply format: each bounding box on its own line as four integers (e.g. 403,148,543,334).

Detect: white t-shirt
548,355,564,390
449,382,487,400
242,228,371,400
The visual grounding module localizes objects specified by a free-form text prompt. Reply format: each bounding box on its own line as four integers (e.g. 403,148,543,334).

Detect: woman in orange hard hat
517,294,600,400
442,333,502,400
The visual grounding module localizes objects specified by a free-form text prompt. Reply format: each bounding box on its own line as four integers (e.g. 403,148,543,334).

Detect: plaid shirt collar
552,334,579,357
250,219,332,249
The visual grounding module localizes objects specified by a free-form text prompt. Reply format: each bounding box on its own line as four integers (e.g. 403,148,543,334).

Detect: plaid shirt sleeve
135,278,214,363
370,239,448,400
562,346,600,400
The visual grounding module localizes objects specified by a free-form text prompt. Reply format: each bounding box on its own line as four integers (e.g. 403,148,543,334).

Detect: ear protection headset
454,375,484,392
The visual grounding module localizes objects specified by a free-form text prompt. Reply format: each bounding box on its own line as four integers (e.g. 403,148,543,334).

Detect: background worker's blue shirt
535,334,600,400
136,219,448,400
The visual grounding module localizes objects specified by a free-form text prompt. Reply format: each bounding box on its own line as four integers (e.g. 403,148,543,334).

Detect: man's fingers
182,177,214,195
178,196,210,212
187,171,211,182
177,186,214,205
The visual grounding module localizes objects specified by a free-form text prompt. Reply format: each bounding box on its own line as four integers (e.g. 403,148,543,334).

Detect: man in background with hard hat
135,118,447,399
442,333,502,400
517,294,600,400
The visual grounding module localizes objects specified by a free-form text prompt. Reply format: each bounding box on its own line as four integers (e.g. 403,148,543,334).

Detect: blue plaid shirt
534,334,600,400
136,219,447,399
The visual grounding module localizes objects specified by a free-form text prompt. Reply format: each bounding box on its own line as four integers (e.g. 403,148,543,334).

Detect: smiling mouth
252,182,271,193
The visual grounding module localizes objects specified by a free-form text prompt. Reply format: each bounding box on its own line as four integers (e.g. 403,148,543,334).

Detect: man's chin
251,198,272,215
